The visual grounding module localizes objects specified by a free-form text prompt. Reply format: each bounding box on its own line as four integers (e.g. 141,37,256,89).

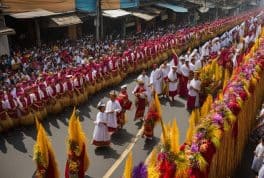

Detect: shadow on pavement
143,136,160,155
134,121,143,130
0,135,7,153
4,130,27,153
169,99,185,107
84,176,94,178
94,146,120,159
111,129,134,146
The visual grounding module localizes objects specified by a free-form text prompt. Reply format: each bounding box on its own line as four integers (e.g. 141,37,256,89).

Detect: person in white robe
92,101,111,147
161,62,170,97
187,71,201,111
194,56,206,71
231,49,240,69
179,59,191,97
137,70,151,102
150,64,163,95
189,56,196,72
251,139,264,175
105,91,122,134
168,66,178,101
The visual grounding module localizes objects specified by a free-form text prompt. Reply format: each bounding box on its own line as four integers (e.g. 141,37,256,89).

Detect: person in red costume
132,79,147,121
116,85,132,129
142,95,160,140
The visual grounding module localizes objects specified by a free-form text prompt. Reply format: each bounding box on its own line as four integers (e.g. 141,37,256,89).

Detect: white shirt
105,100,122,129
180,64,190,77
188,79,201,96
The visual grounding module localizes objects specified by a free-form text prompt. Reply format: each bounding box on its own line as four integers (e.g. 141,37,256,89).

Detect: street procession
1,0,264,178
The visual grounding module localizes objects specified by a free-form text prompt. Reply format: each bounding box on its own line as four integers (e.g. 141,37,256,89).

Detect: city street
0,73,190,178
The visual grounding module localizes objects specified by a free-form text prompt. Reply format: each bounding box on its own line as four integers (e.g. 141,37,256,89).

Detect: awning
185,0,216,8
198,6,209,13
249,2,257,6
103,9,131,18
142,7,162,15
50,15,82,27
127,10,157,21
221,6,236,10
0,27,15,36
9,9,59,19
155,3,188,13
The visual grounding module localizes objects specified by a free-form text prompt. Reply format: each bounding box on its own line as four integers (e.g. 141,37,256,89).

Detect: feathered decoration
185,112,196,144
154,93,162,118
154,93,168,144
123,152,133,178
170,119,180,153
132,162,147,178
196,153,208,172
76,116,89,171
35,117,40,130
146,148,158,166
33,122,60,178
201,94,213,117
66,108,89,176
147,165,160,178
146,148,160,178
222,69,230,90
195,109,201,125
175,153,190,178
225,109,237,124
208,126,222,148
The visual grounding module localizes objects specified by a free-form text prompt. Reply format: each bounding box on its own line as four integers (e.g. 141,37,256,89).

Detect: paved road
0,72,190,178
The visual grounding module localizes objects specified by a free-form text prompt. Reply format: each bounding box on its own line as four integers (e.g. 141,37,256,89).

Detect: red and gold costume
116,90,132,128
143,101,160,139
133,84,147,121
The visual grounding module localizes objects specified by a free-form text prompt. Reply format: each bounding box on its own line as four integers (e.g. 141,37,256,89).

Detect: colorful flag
33,119,59,178
65,108,89,178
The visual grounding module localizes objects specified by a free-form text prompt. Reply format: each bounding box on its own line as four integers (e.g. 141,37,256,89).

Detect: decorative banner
2,0,75,13
101,0,120,10
101,0,139,10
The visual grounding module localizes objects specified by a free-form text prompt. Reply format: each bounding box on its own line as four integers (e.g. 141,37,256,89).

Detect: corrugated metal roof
0,27,15,36
155,3,188,13
9,9,59,19
51,15,82,27
129,11,156,21
103,9,131,18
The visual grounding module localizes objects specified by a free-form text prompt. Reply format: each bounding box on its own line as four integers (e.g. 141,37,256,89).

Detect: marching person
116,85,132,129
161,61,170,98
132,79,147,121
179,58,191,98
137,70,152,103
167,66,178,102
92,101,111,147
187,70,201,111
150,64,163,97
105,90,122,134
142,96,160,140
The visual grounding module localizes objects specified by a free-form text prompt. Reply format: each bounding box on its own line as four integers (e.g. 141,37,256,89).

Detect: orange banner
2,0,75,13
101,0,120,10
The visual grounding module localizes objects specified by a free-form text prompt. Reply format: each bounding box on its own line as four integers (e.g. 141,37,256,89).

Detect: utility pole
96,0,101,41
